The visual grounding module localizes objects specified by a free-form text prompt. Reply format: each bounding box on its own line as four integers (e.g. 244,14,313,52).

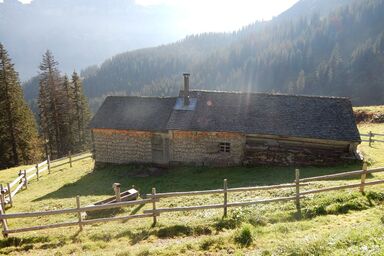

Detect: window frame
219,142,231,153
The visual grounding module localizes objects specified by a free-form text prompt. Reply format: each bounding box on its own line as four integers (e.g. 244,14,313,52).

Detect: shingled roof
90,91,361,142
89,96,176,132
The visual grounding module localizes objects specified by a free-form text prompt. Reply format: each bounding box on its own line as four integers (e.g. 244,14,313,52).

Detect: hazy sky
10,0,300,33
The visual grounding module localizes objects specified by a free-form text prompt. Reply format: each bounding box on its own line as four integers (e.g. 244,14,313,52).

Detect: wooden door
151,135,169,164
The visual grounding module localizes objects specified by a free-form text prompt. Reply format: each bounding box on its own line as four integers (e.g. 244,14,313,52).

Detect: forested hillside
24,0,384,112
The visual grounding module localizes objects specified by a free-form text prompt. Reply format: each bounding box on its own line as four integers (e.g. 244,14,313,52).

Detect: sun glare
135,0,299,32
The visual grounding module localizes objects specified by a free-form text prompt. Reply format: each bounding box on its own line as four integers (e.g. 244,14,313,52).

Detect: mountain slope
24,0,384,112
0,0,185,80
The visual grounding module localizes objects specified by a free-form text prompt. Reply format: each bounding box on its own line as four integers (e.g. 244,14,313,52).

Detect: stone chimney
183,73,190,106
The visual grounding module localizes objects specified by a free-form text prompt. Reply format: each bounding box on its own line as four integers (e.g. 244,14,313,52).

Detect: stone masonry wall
92,129,153,164
92,128,356,166
169,131,245,166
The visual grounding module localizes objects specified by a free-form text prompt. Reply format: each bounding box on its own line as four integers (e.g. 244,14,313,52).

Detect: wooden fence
0,151,93,209
360,131,384,146
1,163,384,238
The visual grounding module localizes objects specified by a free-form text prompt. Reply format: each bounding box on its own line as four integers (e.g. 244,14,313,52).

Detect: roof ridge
185,89,350,100
106,95,177,100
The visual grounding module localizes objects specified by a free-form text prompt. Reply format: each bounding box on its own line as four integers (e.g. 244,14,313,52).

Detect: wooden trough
85,183,139,218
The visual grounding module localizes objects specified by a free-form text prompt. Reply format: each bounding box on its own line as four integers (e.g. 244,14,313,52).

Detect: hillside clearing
0,122,384,255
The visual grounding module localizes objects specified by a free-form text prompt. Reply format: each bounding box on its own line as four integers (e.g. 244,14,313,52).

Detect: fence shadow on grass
33,162,363,202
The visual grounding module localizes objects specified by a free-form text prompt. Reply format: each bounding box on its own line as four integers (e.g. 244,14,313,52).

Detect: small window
219,142,231,153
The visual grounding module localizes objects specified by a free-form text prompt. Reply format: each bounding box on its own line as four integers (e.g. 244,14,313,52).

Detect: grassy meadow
0,113,384,255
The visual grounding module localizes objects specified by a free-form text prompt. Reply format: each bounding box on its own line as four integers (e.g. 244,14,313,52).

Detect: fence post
369,131,373,147
6,183,12,207
36,163,39,181
0,185,5,210
295,169,301,215
360,162,368,193
223,179,228,218
69,151,72,168
23,170,28,189
0,205,9,238
113,183,121,202
47,155,51,174
76,195,83,231
152,187,157,226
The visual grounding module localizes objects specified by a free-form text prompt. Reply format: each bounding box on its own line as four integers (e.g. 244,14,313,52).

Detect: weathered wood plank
25,166,36,174
11,182,24,198
39,166,48,174
5,213,154,234
227,183,310,193
5,221,79,234
37,160,48,168
300,169,365,182
0,205,9,238
146,189,224,198
71,151,92,158
76,196,82,231
300,179,384,195
300,167,384,182
9,175,24,189
144,196,302,214
82,213,153,225
146,183,310,198
0,198,155,219
27,172,36,181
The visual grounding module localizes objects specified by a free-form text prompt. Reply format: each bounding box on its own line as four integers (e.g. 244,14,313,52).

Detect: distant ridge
23,0,384,113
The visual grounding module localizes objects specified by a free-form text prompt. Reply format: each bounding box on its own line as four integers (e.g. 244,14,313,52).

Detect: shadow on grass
34,163,362,201
113,224,213,245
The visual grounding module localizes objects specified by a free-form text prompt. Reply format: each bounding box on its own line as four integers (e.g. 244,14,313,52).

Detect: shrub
193,226,212,236
157,225,193,238
199,237,225,251
366,191,384,202
234,224,254,247
200,238,216,250
215,218,239,231
302,192,371,218
248,215,268,227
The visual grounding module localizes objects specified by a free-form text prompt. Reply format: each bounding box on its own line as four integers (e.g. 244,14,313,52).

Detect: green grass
354,105,384,114
0,120,383,255
357,122,384,167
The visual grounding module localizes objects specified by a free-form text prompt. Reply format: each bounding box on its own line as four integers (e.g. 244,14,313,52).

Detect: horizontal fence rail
0,151,93,209
1,164,384,238
1,198,155,235
143,195,305,215
145,183,311,198
300,166,384,182
360,131,384,146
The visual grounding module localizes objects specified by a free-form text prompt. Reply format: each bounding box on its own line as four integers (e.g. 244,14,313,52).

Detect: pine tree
63,75,75,150
38,50,68,158
71,71,91,151
0,43,42,168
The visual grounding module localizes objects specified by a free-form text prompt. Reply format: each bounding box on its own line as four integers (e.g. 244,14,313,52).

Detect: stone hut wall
169,131,245,166
92,128,153,164
92,128,357,166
